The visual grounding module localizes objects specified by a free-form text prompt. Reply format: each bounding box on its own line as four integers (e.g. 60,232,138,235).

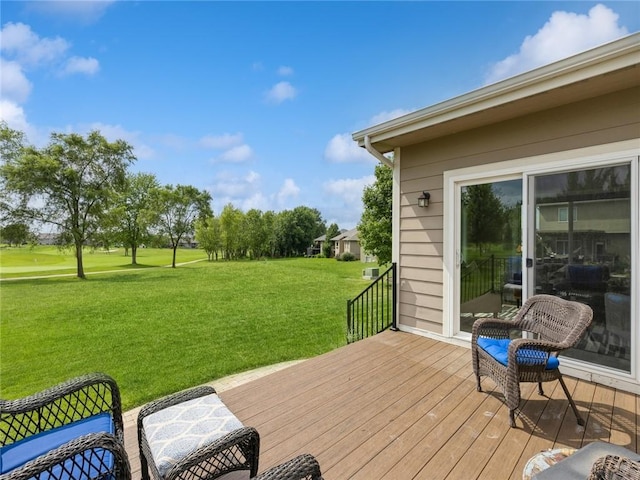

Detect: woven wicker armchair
0,372,128,479
472,294,593,427
0,432,131,480
253,454,323,480
588,455,640,480
137,385,260,480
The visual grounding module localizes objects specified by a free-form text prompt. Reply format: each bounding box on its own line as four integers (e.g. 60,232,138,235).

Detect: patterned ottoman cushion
142,393,244,477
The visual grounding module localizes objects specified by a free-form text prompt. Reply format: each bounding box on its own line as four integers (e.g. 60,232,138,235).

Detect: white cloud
485,4,629,84
265,81,297,104
276,178,300,206
369,108,413,126
213,144,254,163
0,22,69,68
324,133,375,163
0,99,30,133
60,56,99,76
324,175,375,206
24,1,116,24
277,66,294,76
0,59,32,103
199,132,244,149
210,170,264,213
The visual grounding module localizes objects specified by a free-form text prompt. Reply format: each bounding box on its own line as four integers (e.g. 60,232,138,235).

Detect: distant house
331,228,360,259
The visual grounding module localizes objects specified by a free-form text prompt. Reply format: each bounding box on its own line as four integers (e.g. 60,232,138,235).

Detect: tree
0,128,135,278
462,184,505,253
152,184,212,267
104,172,159,265
358,163,392,265
323,223,340,257
244,209,268,259
219,203,243,260
195,216,222,261
0,222,31,246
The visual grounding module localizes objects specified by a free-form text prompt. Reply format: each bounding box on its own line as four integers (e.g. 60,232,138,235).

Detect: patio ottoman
137,386,259,480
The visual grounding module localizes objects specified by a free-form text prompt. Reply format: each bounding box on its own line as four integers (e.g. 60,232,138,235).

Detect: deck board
124,330,640,479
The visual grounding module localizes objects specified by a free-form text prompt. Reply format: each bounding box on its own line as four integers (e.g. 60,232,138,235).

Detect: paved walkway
123,360,305,477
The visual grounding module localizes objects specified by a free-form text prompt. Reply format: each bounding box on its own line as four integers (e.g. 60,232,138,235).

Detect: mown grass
0,246,207,278
0,257,373,410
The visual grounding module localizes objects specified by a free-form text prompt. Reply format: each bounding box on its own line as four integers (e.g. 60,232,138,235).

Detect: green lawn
0,246,207,278
0,255,373,410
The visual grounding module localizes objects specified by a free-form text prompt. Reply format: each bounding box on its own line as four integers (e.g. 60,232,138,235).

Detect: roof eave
352,33,640,153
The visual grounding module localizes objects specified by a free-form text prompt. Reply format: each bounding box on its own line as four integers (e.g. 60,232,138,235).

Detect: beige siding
397,86,640,334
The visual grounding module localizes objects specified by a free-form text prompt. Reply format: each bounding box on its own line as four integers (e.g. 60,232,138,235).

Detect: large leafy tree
195,216,222,261
152,184,213,267
0,222,31,246
105,172,159,265
358,163,392,265
0,127,135,278
244,209,268,259
462,184,505,254
219,203,243,260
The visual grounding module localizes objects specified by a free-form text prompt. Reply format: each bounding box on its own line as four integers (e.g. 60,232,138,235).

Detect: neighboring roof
331,228,359,242
353,33,640,153
313,234,327,242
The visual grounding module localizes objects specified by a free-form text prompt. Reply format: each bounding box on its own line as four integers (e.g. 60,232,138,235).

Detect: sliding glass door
530,164,633,372
458,178,522,333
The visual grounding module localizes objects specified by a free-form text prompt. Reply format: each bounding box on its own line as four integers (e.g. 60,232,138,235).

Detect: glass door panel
532,164,632,372
459,179,522,333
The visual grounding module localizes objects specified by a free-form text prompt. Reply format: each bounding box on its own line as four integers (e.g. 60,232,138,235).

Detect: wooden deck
124,330,640,479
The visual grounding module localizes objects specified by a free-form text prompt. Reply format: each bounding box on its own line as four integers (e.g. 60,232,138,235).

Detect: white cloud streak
265,81,297,104
485,4,628,84
324,133,375,164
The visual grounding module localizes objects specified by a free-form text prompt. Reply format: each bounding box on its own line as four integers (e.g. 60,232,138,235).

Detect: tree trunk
75,240,86,279
172,246,177,268
131,245,137,265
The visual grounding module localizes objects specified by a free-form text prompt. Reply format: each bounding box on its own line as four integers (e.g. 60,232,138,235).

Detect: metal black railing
460,255,519,303
347,263,396,343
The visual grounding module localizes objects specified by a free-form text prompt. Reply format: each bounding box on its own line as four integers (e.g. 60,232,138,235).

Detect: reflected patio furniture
472,294,593,427
0,372,130,479
604,292,631,356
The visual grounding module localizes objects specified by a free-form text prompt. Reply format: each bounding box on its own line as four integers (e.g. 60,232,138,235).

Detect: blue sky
1,1,638,229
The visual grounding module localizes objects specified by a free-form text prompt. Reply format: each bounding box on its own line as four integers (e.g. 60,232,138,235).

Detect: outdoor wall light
418,191,431,208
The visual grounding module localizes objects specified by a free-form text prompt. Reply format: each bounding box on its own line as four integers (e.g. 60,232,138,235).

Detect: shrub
340,252,356,262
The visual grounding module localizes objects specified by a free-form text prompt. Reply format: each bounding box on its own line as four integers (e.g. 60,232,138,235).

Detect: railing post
346,299,352,344
391,262,398,331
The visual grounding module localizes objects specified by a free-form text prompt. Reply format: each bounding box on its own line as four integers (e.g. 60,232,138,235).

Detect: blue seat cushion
477,337,559,370
0,412,114,475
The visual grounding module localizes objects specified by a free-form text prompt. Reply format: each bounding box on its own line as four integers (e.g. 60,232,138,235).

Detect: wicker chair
472,294,593,427
0,372,129,479
0,432,131,480
137,385,260,480
253,454,323,480
588,455,640,480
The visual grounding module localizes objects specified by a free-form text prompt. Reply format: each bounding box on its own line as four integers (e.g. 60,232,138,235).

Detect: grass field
0,249,374,410
0,246,207,278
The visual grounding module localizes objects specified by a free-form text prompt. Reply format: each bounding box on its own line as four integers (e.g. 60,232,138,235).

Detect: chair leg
476,374,482,392
538,382,544,395
558,376,585,426
509,409,516,428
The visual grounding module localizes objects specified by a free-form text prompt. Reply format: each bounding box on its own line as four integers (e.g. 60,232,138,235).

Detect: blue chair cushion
477,337,559,370
0,412,114,475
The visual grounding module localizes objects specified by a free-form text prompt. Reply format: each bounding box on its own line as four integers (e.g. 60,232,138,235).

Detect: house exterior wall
396,86,640,334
